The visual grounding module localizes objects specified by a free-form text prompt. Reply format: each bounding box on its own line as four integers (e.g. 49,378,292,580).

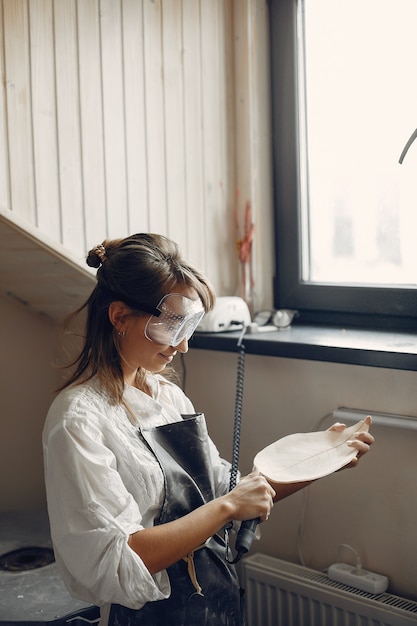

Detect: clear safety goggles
144,293,205,346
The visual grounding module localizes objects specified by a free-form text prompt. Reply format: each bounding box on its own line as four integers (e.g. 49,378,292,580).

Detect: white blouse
42,374,232,624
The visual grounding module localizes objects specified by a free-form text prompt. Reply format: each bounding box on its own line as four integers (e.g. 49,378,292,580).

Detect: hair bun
87,243,107,268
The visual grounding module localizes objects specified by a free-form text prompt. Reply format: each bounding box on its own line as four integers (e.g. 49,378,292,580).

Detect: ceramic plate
253,419,370,483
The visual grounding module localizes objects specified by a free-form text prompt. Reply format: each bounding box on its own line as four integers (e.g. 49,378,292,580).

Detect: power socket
328,562,389,594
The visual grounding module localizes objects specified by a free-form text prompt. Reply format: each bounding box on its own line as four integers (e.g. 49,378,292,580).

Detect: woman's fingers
232,472,275,522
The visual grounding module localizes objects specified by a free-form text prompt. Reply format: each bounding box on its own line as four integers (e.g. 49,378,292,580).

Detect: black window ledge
190,326,417,371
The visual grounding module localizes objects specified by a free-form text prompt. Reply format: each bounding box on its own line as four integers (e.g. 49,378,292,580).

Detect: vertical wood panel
233,1,252,206
122,0,149,234
29,0,61,239
200,0,235,292
143,0,167,233
54,0,84,255
181,0,205,268
0,2,10,210
200,0,216,270
161,0,186,247
233,0,254,305
219,0,237,294
251,0,273,310
99,0,128,238
77,0,107,248
3,0,36,221
233,0,274,310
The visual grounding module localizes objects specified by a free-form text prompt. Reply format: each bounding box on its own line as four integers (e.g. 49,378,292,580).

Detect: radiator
241,553,417,626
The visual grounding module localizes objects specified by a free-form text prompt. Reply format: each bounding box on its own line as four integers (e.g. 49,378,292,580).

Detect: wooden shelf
0,209,95,323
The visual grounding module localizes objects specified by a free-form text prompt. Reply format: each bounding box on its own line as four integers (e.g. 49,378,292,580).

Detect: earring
118,330,126,338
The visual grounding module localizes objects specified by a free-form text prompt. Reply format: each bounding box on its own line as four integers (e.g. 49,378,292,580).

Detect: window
270,0,417,329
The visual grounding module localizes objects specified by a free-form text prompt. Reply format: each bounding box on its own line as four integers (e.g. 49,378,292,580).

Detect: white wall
184,348,417,601
0,293,57,512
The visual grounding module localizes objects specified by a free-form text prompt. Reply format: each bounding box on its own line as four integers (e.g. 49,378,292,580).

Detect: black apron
108,413,245,626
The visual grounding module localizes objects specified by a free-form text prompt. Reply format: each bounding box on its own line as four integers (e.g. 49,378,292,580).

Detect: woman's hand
226,471,276,523
329,414,374,468
129,471,275,574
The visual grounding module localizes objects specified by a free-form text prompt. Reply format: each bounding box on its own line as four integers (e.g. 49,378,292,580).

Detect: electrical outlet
328,562,389,594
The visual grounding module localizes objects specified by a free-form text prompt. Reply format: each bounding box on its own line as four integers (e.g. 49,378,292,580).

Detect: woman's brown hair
58,233,216,402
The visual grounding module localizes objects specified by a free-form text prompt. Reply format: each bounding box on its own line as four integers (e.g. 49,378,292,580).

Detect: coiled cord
228,327,246,492
225,326,251,564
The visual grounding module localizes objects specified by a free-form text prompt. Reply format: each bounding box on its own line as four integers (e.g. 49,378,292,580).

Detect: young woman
43,233,374,626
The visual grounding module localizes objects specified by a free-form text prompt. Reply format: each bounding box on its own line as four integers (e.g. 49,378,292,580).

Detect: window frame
269,0,417,331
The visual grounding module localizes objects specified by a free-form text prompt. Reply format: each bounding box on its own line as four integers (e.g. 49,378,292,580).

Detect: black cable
228,335,246,492
225,325,260,563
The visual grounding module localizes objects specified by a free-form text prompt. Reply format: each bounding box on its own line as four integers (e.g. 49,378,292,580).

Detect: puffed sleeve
43,394,170,609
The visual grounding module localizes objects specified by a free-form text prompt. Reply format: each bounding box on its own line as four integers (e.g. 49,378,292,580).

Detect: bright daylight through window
300,0,417,287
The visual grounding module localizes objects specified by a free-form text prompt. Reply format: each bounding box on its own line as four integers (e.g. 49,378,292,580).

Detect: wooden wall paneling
143,0,167,234
3,0,36,222
232,0,254,307
250,0,274,310
0,3,9,210
181,0,205,269
122,0,149,235
77,0,107,250
0,1,11,210
233,0,274,311
54,0,85,257
0,0,253,303
200,0,235,294
221,0,238,294
233,0,252,211
29,0,61,240
161,0,187,251
199,0,219,285
99,0,128,239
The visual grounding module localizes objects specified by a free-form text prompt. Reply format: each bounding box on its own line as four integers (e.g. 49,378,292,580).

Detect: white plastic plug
328,562,389,594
